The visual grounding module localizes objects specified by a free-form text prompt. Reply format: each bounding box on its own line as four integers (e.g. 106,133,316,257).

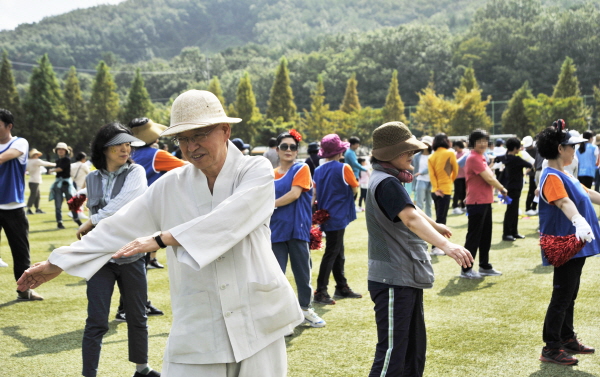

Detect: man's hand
17,261,63,291
440,243,474,268
434,223,452,238
76,219,94,240
112,236,158,259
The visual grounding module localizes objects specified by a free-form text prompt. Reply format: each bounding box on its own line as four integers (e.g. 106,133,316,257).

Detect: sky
0,0,126,31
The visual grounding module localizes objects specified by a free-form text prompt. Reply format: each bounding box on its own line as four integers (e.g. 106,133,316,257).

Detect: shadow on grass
438,277,497,296
529,263,553,274
284,304,332,345
2,324,168,357
529,362,599,376
491,240,517,250
65,278,87,286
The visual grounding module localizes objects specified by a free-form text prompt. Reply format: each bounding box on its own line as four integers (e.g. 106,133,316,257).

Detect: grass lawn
1,180,600,376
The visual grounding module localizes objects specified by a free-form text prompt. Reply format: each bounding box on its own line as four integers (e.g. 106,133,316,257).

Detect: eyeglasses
172,127,218,146
402,150,417,157
278,143,298,152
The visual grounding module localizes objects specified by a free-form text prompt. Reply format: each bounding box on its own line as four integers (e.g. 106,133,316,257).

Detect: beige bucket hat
161,90,242,137
29,148,43,158
53,142,73,156
372,122,427,161
130,118,168,145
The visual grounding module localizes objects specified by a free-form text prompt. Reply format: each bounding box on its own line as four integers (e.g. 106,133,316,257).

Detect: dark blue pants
272,239,313,309
431,194,451,225
52,180,78,224
369,286,426,377
82,258,148,377
463,204,493,272
0,207,30,281
543,257,586,349
316,228,348,292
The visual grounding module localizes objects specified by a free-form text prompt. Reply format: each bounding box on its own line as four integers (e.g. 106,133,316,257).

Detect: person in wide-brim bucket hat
130,118,168,145
29,148,43,158
372,122,428,161
319,134,350,158
161,90,242,137
53,142,73,156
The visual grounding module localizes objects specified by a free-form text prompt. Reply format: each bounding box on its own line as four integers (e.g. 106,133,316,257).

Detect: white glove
571,214,595,243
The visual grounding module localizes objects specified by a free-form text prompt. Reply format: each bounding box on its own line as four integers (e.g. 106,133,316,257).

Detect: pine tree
501,81,535,137
63,66,89,152
450,67,491,135
22,54,69,155
0,50,21,116
413,82,455,135
122,68,154,124
266,57,296,122
552,57,581,99
208,76,226,107
234,71,261,142
89,61,120,128
301,75,331,142
383,70,406,123
340,73,361,113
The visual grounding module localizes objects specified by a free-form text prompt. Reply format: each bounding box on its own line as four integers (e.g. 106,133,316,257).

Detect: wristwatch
152,231,167,249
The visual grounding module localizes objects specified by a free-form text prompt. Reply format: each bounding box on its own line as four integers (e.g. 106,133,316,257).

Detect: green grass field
1,180,600,376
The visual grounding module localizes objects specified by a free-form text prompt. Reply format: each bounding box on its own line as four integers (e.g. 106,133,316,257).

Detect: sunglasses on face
279,143,298,152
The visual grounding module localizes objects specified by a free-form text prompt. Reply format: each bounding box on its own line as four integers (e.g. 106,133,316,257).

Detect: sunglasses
279,143,298,151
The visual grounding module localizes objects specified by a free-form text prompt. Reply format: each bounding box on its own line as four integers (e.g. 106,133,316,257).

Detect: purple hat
319,134,350,158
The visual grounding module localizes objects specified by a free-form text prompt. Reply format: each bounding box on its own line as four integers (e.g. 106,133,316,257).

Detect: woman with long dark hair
74,123,160,377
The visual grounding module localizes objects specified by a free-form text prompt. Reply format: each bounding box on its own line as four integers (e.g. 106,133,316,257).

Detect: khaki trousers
162,337,286,377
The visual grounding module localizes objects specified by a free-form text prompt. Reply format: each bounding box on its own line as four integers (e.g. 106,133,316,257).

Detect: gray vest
366,169,435,289
86,164,143,265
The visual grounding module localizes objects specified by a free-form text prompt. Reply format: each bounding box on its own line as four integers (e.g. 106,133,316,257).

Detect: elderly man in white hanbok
18,90,303,377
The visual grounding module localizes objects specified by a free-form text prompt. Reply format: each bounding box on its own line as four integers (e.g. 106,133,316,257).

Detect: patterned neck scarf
372,161,413,183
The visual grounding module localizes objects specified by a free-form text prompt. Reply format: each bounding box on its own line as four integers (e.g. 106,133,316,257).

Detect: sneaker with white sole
431,247,445,256
302,308,326,327
452,208,463,215
0,258,8,267
460,269,483,279
525,209,537,216
479,267,502,276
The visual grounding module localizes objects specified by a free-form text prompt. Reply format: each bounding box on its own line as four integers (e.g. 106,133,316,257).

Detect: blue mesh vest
131,147,163,185
313,161,356,232
539,167,600,266
575,143,598,177
0,138,27,205
270,163,312,243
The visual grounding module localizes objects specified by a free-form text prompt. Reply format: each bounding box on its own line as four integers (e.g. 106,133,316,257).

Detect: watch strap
154,232,167,249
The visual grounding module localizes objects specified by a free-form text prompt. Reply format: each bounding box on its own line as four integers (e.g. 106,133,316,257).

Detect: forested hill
0,0,589,68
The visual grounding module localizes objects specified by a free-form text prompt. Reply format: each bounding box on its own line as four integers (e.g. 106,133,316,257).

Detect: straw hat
130,118,168,145
29,148,43,158
161,90,242,137
53,142,73,156
372,122,427,161
319,134,350,158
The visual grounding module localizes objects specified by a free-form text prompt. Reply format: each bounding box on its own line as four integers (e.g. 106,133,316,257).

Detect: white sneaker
452,208,463,215
479,267,502,276
460,269,483,279
525,209,537,216
79,212,89,219
303,308,326,328
431,247,445,256
518,209,523,215
0,258,8,267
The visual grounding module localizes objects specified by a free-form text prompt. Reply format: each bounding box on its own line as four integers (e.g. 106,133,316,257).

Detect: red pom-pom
289,129,302,143
67,194,87,212
310,225,323,250
540,233,585,267
312,209,330,225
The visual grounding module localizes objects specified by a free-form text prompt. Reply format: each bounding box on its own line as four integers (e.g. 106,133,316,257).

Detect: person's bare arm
275,186,303,208
588,189,600,205
413,205,452,238
553,196,580,219
479,169,507,195
17,261,64,291
398,206,473,268
0,148,23,165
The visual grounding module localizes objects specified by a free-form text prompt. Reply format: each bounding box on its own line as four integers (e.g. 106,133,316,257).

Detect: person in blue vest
575,130,598,189
0,108,42,301
270,130,326,330
313,134,362,305
537,119,599,366
74,122,161,377
130,117,186,269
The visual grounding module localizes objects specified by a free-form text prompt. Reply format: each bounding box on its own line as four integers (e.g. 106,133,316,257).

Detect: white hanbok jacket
48,142,304,364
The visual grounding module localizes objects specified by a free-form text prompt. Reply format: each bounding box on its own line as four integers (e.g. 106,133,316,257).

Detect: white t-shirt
416,154,430,182
0,136,29,209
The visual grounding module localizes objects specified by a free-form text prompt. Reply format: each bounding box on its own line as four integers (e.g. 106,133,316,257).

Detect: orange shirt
275,164,311,191
542,173,588,204
154,149,186,171
343,164,360,188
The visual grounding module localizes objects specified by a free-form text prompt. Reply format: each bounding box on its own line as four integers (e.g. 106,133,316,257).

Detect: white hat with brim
562,131,587,145
53,142,73,156
161,90,242,138
522,136,533,148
